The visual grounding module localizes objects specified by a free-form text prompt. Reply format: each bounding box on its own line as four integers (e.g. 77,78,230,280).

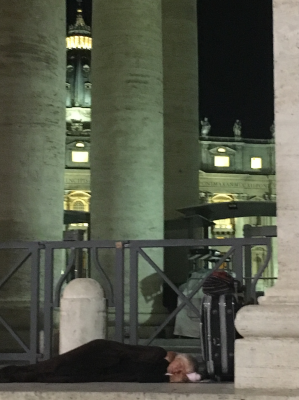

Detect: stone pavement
0,382,298,400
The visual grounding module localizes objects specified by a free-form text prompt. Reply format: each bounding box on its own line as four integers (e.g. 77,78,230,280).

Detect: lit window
72,151,89,163
251,157,262,169
217,147,226,153
66,36,92,50
214,156,230,167
75,142,85,148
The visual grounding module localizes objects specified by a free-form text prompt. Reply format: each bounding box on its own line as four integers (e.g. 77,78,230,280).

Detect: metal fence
0,237,272,364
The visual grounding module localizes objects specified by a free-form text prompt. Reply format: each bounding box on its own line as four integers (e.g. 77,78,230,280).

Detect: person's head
167,353,199,382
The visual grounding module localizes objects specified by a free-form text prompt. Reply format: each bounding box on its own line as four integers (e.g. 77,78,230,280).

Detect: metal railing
0,237,272,363
126,238,272,345
0,242,41,364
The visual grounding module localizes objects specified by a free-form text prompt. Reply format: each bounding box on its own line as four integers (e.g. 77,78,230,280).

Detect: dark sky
66,0,274,139
67,0,92,31
198,0,274,139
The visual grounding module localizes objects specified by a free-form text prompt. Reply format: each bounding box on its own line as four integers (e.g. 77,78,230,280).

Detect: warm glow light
217,147,226,153
66,36,92,49
70,223,89,227
75,142,85,148
72,151,89,163
214,156,230,167
251,157,262,169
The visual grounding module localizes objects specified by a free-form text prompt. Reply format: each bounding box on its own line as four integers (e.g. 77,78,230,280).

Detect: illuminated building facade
63,6,278,289
198,134,277,291
64,6,91,235
0,0,298,389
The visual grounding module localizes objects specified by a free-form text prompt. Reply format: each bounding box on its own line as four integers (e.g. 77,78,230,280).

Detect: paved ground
0,382,298,400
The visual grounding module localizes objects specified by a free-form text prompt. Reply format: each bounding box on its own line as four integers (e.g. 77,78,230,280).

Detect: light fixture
75,142,85,148
217,147,226,153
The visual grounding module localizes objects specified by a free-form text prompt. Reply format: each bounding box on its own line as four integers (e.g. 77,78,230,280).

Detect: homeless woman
0,339,201,383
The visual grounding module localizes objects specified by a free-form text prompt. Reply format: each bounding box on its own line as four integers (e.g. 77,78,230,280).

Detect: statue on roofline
233,119,242,139
200,117,211,137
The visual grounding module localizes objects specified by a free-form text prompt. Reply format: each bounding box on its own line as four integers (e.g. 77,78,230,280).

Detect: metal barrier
0,242,42,364
0,237,272,363
0,240,122,363
127,238,272,345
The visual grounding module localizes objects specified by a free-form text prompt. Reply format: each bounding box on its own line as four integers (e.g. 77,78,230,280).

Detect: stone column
234,0,299,389
0,0,65,338
91,0,164,327
162,0,199,286
162,0,199,221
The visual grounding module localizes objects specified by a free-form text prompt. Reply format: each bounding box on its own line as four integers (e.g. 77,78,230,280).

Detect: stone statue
201,117,211,136
270,121,275,139
233,120,242,138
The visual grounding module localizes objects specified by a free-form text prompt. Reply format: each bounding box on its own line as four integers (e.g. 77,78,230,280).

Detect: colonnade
0,0,298,388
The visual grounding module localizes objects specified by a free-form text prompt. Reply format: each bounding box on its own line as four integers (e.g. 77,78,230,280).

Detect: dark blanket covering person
0,339,171,383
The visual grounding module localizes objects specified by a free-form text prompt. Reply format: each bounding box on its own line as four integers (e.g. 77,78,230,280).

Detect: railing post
43,245,54,360
129,244,138,345
243,225,254,302
29,244,40,364
114,241,125,343
244,245,252,302
233,244,243,283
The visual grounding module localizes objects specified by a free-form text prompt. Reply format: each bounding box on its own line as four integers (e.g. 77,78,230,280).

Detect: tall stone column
162,0,199,221
234,0,299,389
91,0,164,326
162,0,199,286
0,0,65,346
0,4,65,293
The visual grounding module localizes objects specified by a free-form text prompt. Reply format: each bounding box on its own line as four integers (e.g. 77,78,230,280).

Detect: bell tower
66,0,92,110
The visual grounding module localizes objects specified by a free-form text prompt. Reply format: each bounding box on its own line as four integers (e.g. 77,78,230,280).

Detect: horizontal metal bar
0,242,38,250
0,242,43,250
0,237,272,251
244,277,277,280
40,240,118,249
129,237,272,248
0,353,33,361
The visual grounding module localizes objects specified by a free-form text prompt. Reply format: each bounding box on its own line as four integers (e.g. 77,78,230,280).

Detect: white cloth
173,270,209,338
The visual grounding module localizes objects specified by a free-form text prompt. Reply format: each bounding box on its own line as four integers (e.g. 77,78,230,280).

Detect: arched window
72,200,85,211
211,194,235,237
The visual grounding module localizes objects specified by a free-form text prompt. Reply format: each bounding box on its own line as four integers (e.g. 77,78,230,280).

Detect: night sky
66,0,274,139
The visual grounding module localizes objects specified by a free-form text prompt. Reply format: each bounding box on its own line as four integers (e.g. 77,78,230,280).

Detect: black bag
202,270,241,296
200,293,242,381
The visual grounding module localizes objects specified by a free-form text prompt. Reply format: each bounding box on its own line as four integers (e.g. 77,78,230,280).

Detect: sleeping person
0,339,201,383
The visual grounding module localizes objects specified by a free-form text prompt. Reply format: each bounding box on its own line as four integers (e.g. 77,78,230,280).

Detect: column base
235,337,299,389
234,299,299,390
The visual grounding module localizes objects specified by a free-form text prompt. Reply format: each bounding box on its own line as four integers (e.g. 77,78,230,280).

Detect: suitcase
200,294,240,381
